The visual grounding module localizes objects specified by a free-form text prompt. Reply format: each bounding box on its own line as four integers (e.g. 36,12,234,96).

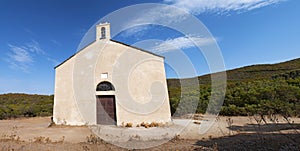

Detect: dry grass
31,136,64,144
0,134,22,143
140,122,165,128
122,121,166,128
86,134,105,144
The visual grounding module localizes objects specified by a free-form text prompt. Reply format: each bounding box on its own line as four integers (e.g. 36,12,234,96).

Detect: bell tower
96,22,110,40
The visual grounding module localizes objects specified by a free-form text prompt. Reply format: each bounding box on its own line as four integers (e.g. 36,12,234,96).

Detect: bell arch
101,27,106,39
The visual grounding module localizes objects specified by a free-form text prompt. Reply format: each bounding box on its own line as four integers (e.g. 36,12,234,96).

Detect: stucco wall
94,41,171,126
54,41,105,125
54,39,171,126
53,55,85,125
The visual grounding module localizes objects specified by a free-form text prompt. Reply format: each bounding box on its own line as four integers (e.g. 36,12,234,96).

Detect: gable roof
110,39,164,58
54,39,164,69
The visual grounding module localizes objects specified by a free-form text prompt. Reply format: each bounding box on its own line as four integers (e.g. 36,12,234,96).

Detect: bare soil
0,116,299,150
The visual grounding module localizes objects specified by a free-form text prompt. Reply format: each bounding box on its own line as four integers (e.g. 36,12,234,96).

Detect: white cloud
152,36,216,54
25,40,45,54
47,58,60,66
120,5,189,37
120,26,150,39
8,44,33,63
50,39,62,46
132,6,188,24
163,0,285,15
6,40,44,72
120,0,284,37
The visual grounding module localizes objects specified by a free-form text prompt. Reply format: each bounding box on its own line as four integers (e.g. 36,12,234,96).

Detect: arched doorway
96,81,116,125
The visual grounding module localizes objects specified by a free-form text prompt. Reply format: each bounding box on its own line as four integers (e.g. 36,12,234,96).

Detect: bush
0,93,53,119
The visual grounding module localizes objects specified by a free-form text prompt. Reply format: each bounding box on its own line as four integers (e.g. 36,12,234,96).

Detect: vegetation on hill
0,93,53,119
0,58,299,119
168,58,300,117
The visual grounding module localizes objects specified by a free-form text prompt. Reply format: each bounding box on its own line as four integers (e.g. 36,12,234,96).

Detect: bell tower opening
101,27,106,39
96,22,110,40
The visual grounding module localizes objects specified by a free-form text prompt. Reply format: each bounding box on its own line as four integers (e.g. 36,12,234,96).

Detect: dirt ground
0,115,299,150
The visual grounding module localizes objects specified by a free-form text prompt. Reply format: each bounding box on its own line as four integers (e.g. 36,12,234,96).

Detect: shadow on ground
228,123,300,132
195,123,300,151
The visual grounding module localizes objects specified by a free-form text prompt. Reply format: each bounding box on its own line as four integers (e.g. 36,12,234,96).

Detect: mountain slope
167,57,300,116
167,58,300,87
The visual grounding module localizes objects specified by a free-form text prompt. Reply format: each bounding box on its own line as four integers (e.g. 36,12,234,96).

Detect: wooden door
96,95,116,125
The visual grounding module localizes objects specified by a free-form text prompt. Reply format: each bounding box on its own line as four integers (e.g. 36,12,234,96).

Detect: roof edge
110,39,164,59
54,40,96,69
54,39,164,69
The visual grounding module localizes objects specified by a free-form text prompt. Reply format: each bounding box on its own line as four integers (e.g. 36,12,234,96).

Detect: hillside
167,58,300,87
167,57,300,116
0,93,53,119
223,57,300,81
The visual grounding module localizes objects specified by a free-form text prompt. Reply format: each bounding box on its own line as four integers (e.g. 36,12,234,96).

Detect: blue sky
0,0,299,94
